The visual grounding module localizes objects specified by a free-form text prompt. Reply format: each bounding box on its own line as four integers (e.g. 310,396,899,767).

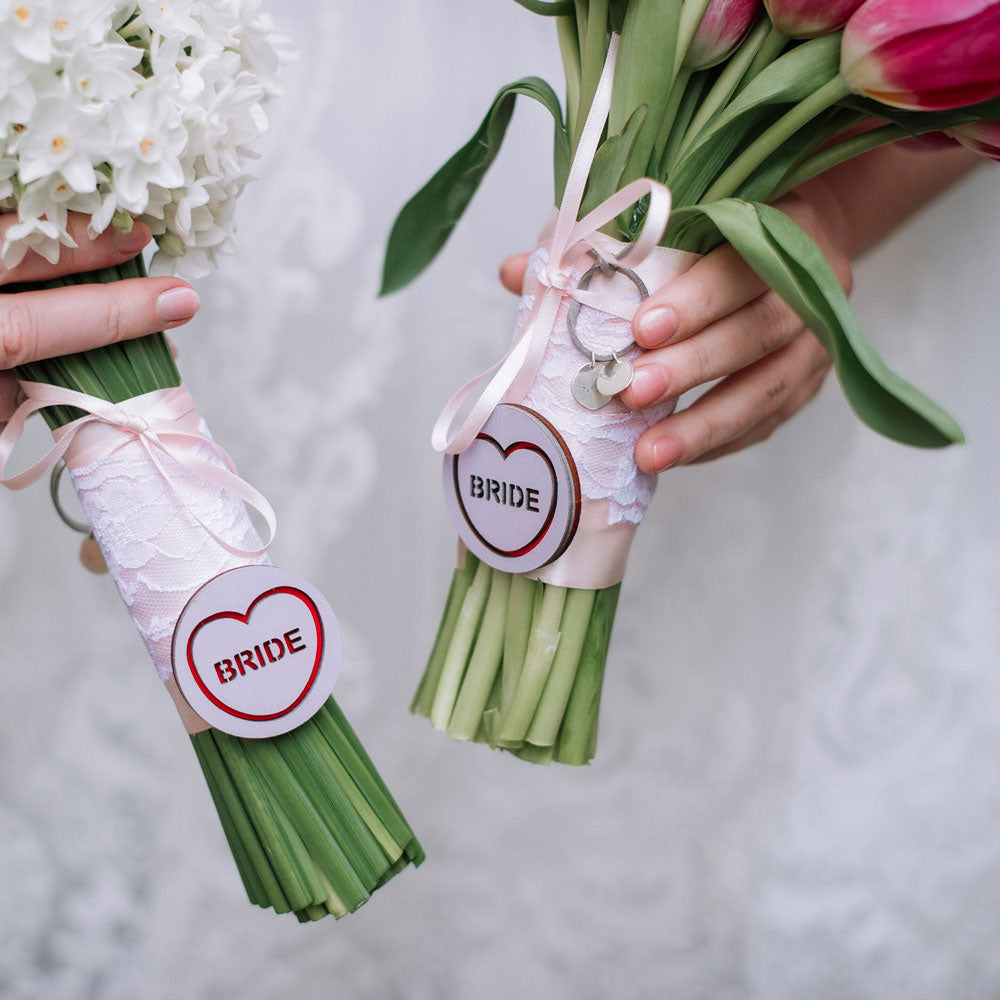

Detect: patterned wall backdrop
1,3,998,998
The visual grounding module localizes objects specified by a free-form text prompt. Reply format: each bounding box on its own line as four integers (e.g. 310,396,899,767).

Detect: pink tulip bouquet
0,0,422,919
385,0,1000,766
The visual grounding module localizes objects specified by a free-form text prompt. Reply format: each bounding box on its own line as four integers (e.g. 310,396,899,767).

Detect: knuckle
753,292,797,352
759,367,789,407
682,278,716,328
681,334,714,387
0,299,41,368
687,410,720,460
104,295,129,344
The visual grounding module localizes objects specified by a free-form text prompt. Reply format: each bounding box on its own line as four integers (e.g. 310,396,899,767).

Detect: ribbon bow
0,383,276,559
431,34,673,455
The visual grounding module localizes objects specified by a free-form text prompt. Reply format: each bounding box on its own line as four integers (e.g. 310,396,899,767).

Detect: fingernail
651,438,683,472
113,223,151,255
634,305,678,346
157,286,200,325
625,365,667,408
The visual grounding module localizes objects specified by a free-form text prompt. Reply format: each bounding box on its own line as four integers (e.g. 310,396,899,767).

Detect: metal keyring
566,248,648,363
49,460,91,535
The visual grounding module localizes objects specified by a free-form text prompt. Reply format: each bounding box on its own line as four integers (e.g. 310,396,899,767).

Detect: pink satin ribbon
0,382,277,559
431,33,673,456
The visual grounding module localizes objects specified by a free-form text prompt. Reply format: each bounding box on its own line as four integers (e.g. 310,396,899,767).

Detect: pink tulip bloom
763,0,864,38
948,120,1000,159
841,0,1000,111
685,0,763,70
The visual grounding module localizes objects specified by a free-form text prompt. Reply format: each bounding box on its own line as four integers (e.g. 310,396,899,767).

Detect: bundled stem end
195,698,424,921
412,553,622,767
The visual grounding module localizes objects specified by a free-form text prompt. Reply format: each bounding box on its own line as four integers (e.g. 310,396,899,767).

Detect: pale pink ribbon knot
0,382,276,559
431,34,674,456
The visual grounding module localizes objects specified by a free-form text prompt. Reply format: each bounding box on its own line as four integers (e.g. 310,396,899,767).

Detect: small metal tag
571,363,613,411
79,535,108,575
595,358,634,397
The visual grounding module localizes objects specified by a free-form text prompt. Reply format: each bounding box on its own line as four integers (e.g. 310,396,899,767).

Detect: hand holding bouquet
385,0,1000,765
0,0,422,920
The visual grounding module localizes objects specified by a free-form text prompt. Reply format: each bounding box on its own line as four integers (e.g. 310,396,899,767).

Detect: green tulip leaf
512,0,574,14
579,104,648,218
673,199,963,448
839,93,1000,135
381,77,568,296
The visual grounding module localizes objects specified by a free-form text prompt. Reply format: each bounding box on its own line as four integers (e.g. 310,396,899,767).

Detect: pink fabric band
0,383,276,559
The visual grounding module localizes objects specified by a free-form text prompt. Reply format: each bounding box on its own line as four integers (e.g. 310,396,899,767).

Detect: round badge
443,404,581,574
171,565,341,738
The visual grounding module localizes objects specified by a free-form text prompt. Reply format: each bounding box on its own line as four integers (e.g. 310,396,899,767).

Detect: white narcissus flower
1,215,70,267
64,35,142,101
107,85,186,211
0,157,18,199
19,173,100,230
14,95,108,191
4,0,56,64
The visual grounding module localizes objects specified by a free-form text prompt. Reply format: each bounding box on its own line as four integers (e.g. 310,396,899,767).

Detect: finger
634,333,830,473
623,290,802,410
0,213,153,287
689,365,829,464
499,253,530,295
0,279,200,370
0,373,19,422
631,242,767,349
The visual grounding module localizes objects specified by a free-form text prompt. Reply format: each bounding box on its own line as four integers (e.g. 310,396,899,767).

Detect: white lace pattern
68,419,267,683
518,237,699,525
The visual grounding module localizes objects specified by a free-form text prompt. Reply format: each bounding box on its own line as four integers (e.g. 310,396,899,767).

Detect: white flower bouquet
0,0,423,920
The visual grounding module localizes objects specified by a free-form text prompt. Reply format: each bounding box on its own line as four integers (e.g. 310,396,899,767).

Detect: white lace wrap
68,420,267,685
518,233,699,527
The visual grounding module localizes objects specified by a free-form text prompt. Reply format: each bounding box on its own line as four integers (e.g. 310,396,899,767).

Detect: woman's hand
0,211,200,422
500,184,851,473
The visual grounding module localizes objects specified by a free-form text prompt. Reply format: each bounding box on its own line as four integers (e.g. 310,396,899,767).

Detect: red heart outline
453,435,558,557
186,586,324,721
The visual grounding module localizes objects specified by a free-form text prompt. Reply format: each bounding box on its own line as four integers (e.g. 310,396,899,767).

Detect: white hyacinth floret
0,0,294,277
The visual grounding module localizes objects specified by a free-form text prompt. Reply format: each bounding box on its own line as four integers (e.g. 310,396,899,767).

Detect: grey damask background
2,4,999,999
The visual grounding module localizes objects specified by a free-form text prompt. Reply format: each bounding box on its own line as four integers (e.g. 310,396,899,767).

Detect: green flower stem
658,69,711,179
652,66,692,172
673,17,773,165
411,554,479,716
501,572,539,716
496,583,567,745
573,0,610,152
701,75,852,203
447,569,512,741
557,13,583,146
429,559,491,729
770,122,910,200
525,586,596,747
738,22,789,94
553,583,620,765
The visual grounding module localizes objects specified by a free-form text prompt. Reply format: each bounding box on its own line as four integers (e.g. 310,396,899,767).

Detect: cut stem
429,559,491,730
447,569,511,741
496,583,567,745
525,587,596,747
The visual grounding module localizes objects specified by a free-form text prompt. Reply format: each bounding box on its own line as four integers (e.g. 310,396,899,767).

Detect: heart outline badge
172,565,341,738
443,404,580,574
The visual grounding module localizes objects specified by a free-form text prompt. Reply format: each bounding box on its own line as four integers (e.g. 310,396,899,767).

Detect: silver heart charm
571,363,613,411
595,357,634,397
